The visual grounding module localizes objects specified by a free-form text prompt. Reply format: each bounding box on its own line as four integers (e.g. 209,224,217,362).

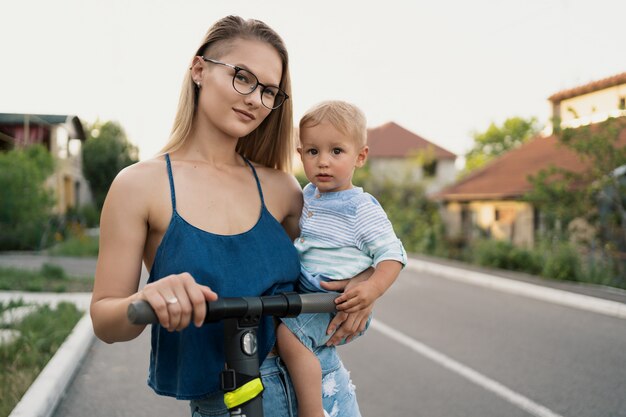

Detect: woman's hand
324,305,373,346
139,273,218,331
320,276,375,346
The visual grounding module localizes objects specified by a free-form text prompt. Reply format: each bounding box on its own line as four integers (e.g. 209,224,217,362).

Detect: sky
2,0,626,161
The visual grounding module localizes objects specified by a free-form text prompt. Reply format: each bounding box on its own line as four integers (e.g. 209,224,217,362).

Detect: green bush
539,240,582,281
469,239,543,274
0,145,55,250
79,204,100,228
40,263,66,280
48,233,99,258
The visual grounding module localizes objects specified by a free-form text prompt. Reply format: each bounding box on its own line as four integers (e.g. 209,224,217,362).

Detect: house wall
441,200,535,247
48,126,92,213
556,83,626,128
369,157,457,194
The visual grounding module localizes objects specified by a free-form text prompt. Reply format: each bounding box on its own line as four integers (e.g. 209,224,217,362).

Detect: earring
196,81,201,88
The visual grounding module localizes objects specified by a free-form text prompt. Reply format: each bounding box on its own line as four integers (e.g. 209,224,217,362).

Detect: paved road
341,269,626,417
50,265,626,417
4,253,624,416
0,252,96,277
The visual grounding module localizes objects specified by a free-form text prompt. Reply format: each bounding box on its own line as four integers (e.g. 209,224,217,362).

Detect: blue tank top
147,154,300,400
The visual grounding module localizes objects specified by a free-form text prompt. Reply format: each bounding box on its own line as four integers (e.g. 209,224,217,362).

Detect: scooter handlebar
127,292,340,325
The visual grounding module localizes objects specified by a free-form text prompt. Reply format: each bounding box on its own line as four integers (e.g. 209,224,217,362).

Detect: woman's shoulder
111,156,166,190
252,163,302,196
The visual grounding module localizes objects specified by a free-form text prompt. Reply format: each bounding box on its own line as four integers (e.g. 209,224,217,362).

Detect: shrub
0,146,55,250
469,239,543,275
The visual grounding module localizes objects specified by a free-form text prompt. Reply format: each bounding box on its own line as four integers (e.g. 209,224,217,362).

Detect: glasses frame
200,56,289,110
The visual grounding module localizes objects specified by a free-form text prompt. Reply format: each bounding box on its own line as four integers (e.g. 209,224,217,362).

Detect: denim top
147,154,300,400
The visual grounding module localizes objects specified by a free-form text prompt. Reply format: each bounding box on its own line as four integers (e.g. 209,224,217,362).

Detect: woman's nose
243,89,264,107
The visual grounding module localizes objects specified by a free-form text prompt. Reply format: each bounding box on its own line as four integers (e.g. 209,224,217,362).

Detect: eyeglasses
200,56,289,110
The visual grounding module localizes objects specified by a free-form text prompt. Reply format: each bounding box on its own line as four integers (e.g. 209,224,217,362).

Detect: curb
3,293,95,417
406,258,626,320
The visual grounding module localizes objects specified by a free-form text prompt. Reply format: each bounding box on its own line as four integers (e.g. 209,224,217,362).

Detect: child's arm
332,260,403,313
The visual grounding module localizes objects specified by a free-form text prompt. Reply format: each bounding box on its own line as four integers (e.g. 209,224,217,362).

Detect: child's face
298,121,368,193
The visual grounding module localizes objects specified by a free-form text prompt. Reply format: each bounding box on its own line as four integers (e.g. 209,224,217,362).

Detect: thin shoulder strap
242,157,265,205
164,153,177,211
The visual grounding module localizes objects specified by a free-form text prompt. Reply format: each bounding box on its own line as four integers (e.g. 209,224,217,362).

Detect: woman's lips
233,108,255,121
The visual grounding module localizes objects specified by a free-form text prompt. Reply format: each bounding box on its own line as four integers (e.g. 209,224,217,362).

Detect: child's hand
333,280,381,313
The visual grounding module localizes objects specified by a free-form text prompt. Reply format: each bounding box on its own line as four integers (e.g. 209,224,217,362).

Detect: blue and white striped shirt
295,183,406,287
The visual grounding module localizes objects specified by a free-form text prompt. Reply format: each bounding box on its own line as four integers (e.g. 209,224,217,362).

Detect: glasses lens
232,68,258,95
261,86,287,109
232,67,287,109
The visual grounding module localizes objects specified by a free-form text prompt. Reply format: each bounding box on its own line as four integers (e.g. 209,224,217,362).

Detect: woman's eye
263,88,277,98
235,72,250,84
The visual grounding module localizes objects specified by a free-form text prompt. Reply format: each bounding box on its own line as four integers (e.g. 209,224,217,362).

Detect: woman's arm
90,164,217,343
279,173,304,240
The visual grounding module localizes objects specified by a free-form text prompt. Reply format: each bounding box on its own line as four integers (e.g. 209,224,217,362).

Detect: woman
90,15,369,417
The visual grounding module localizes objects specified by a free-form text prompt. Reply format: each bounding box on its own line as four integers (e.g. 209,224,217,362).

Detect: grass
0,264,93,293
47,234,99,258
0,301,83,417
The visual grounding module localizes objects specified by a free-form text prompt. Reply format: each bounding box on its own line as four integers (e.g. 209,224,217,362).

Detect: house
367,122,457,194
549,71,626,131
434,72,626,247
0,113,92,214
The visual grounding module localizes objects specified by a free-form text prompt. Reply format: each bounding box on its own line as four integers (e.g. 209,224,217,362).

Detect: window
422,160,437,178
619,97,625,110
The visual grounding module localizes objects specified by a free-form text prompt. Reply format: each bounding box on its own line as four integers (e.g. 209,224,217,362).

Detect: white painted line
406,259,626,320
371,319,565,417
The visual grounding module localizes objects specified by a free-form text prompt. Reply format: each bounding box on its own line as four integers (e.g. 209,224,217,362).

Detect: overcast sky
2,0,626,160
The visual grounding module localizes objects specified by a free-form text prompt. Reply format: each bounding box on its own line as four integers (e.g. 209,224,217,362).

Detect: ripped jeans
189,346,361,417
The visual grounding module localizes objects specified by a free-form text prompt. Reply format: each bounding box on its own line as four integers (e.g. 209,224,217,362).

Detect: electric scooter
128,292,339,417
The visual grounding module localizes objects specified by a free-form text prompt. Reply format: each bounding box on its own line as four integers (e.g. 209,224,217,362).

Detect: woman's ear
190,56,205,85
355,146,369,167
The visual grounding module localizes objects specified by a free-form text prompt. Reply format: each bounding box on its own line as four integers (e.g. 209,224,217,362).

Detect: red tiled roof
548,72,626,103
367,122,456,160
434,121,626,202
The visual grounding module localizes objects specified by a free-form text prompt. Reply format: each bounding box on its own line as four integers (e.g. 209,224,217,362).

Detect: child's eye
306,149,318,155
332,148,343,155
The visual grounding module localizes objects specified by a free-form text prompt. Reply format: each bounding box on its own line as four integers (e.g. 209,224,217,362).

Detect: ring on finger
166,296,179,305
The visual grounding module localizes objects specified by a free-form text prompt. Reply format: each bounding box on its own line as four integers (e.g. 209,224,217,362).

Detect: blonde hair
299,100,367,147
160,15,294,172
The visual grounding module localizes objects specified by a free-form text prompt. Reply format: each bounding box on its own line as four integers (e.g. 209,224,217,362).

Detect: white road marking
371,319,565,417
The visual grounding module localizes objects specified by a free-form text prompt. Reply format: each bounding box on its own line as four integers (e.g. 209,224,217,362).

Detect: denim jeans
281,312,371,351
189,347,361,417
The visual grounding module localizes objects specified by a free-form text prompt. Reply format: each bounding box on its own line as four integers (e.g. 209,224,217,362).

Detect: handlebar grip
128,300,158,324
127,292,340,325
299,292,339,314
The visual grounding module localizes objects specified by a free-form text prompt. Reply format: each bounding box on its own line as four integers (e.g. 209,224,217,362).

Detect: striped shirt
295,183,406,284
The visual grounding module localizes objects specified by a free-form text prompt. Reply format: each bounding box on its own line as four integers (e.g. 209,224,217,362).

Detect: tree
525,117,626,283
82,121,139,211
462,116,541,176
0,145,55,249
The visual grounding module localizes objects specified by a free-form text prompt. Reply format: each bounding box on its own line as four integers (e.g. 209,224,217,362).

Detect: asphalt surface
341,268,626,417
3,252,626,417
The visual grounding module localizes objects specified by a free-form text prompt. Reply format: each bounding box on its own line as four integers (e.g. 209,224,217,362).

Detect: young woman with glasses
90,15,368,417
